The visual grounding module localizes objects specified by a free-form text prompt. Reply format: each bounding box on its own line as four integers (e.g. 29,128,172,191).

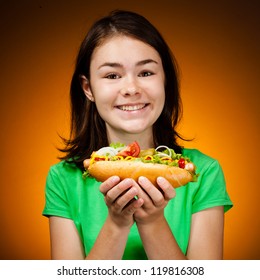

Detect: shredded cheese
113,155,124,160
160,156,172,161
124,156,135,161
144,155,154,161
90,154,108,165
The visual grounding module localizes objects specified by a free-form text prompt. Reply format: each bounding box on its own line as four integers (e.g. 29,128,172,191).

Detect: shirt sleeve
42,166,72,219
192,159,233,213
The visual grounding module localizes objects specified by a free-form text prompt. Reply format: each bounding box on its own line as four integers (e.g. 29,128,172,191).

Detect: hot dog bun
88,160,193,188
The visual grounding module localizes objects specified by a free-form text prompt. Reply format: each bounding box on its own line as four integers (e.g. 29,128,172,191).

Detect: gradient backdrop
0,0,259,259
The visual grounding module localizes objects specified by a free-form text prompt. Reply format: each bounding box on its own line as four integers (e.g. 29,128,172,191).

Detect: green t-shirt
42,148,233,259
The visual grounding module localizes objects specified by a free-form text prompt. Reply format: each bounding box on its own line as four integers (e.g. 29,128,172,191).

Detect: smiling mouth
117,104,148,111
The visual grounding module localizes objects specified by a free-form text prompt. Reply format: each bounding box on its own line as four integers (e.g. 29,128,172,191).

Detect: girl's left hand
133,176,176,225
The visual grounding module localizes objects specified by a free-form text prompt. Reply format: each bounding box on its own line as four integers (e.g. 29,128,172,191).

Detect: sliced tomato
117,141,140,157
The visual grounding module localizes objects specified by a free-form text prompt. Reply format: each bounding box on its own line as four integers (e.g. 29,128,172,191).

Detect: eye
138,71,153,77
105,73,121,79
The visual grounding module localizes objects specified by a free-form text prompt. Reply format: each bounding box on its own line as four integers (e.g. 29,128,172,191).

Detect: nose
120,78,140,96
120,87,137,95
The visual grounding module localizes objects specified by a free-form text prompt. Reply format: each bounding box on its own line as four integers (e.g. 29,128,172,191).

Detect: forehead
91,35,161,63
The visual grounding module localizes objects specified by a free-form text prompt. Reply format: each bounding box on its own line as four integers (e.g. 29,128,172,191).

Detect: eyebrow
98,59,158,69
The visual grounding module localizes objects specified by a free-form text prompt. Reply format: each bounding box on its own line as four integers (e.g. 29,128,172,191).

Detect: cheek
158,96,165,115
156,87,166,115
92,84,115,104
149,75,165,96
153,84,165,105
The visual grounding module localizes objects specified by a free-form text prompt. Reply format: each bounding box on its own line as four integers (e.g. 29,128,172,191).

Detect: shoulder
48,160,81,175
181,149,233,213
46,160,100,187
182,148,224,179
182,148,219,168
43,161,83,218
182,148,215,162
46,160,83,188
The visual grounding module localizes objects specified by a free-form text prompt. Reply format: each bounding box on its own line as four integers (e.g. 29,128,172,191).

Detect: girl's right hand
99,176,144,228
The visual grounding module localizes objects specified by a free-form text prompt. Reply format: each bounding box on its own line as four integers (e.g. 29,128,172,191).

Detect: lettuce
82,169,91,179
109,142,126,149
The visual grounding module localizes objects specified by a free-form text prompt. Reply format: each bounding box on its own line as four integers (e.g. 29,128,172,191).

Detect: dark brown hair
60,10,185,169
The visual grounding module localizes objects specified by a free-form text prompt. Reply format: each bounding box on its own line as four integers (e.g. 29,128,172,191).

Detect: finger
113,187,139,212
99,176,120,195
156,177,176,201
122,197,144,216
105,178,138,205
83,158,90,169
138,176,165,207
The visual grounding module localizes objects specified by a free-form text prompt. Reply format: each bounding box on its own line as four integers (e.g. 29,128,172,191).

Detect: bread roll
88,160,193,187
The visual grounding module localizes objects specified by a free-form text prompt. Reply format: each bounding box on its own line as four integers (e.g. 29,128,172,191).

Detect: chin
108,119,155,136
121,124,153,135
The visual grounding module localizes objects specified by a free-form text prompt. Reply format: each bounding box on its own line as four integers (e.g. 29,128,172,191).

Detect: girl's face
82,35,165,147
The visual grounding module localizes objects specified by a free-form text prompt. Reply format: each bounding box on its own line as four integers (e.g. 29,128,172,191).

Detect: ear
80,75,95,102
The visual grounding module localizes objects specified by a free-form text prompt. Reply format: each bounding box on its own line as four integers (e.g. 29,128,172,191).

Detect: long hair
59,10,185,169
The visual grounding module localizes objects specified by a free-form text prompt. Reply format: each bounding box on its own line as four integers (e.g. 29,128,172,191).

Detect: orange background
0,0,259,259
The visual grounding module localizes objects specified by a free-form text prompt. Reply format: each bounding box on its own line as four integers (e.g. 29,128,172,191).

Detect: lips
117,103,148,111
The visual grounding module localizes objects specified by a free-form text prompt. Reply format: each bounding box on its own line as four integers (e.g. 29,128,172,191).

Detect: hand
133,176,176,225
99,176,144,228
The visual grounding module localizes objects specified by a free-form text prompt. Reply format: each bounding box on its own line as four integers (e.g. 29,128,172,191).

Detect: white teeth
118,104,146,111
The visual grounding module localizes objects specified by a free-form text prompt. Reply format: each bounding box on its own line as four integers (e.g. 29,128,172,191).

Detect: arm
49,176,144,260
186,206,224,259
136,216,187,259
135,177,225,259
49,216,85,259
49,216,132,260
134,176,186,259
137,206,224,260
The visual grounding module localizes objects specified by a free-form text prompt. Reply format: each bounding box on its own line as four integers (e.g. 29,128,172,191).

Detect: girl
43,10,233,260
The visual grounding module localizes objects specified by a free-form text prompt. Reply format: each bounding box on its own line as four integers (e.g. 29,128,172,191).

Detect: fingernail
138,176,145,184
157,177,165,184
112,176,120,183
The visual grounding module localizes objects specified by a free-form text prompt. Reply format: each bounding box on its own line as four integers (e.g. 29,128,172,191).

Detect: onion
95,147,118,156
155,145,172,158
